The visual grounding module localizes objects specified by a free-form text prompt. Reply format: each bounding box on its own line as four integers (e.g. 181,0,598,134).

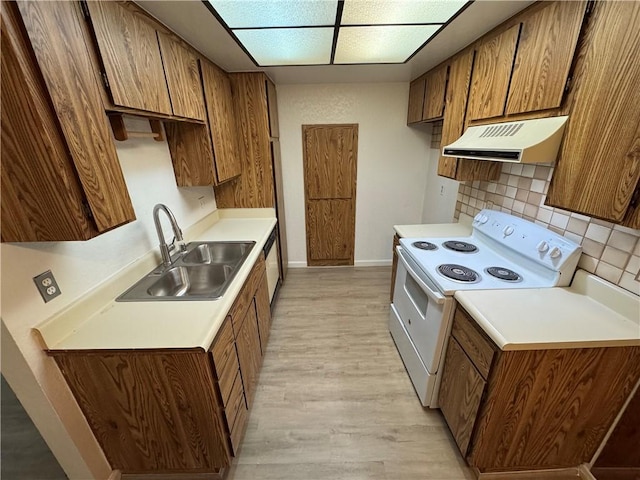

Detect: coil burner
437,264,479,283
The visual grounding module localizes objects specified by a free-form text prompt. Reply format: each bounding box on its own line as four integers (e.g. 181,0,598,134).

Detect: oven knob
549,247,562,259
503,226,514,236
537,241,549,253
479,215,489,224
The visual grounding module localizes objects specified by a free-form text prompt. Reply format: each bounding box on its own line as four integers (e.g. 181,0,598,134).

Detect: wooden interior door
303,124,358,266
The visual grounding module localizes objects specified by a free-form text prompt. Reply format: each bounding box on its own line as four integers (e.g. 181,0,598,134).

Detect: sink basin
116,240,255,302
147,265,233,297
182,241,253,265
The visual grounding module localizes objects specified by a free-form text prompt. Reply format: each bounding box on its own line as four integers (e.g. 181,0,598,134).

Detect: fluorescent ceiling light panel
334,25,440,63
234,28,334,65
207,1,338,28
341,0,468,25
205,0,469,65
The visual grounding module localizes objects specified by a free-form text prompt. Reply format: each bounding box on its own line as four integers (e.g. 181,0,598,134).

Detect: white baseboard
288,260,392,268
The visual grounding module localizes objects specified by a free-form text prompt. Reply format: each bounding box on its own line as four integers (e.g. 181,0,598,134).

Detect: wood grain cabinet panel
3,0,135,242
407,77,426,124
439,306,640,474
266,78,280,138
438,337,486,456
235,302,262,409
423,65,449,121
467,24,520,121
254,272,272,356
54,352,230,473
201,59,242,184
85,1,172,115
546,1,640,227
157,32,206,121
506,1,587,115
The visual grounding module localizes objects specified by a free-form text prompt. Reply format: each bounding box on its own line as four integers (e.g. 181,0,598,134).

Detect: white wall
1,118,216,479
421,148,460,224
277,83,432,266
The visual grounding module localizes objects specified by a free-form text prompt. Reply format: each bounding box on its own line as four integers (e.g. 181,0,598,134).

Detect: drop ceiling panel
335,25,441,64
235,28,334,66
341,0,469,25
207,0,338,28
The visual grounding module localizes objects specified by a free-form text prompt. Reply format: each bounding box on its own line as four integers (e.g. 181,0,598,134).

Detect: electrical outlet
33,270,61,303
198,196,206,209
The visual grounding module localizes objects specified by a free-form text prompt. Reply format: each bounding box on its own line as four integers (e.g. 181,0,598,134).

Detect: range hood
442,116,568,163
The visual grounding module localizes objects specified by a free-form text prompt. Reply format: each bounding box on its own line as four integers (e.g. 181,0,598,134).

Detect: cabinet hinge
101,71,110,90
630,185,640,209
82,200,94,220
79,1,90,19
564,75,572,94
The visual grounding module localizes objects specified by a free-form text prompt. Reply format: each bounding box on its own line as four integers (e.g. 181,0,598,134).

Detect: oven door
392,246,453,373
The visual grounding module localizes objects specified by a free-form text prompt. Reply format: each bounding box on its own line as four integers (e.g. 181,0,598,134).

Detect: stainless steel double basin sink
117,241,255,302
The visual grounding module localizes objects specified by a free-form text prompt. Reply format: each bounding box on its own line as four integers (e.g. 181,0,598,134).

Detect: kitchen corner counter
393,220,471,238
35,209,276,351
455,270,640,351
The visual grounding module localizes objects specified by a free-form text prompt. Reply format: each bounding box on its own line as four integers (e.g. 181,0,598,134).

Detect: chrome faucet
153,204,187,267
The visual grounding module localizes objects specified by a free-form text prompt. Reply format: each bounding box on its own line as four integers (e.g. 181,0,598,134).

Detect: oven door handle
396,246,446,304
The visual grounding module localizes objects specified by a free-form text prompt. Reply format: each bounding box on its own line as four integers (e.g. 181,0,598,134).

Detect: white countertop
455,270,640,350
35,209,276,351
393,220,471,238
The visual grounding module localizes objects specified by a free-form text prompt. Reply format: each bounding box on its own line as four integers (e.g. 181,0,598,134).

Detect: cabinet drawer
452,307,496,379
230,254,266,332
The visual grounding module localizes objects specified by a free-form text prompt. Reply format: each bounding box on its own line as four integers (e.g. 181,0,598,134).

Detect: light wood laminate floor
227,267,474,480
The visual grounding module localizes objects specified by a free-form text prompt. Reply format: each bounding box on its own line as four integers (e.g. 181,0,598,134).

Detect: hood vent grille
479,123,524,138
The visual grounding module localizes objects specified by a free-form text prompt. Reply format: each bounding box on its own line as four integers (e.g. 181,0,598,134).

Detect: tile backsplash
453,162,640,296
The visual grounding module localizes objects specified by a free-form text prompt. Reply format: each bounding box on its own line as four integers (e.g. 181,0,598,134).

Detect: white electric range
389,209,582,407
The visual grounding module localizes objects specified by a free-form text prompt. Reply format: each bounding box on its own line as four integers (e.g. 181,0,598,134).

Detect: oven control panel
473,210,582,271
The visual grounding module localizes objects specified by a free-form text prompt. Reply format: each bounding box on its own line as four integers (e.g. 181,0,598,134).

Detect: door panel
304,125,357,200
303,125,358,267
306,200,355,266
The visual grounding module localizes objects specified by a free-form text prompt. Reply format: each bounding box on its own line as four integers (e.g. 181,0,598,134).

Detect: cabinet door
254,273,272,356
7,0,134,241
422,64,448,121
546,1,640,225
201,60,242,184
85,1,172,115
407,77,426,124
235,302,262,408
157,32,206,121
438,50,474,178
467,24,520,121
438,337,486,456
506,1,588,115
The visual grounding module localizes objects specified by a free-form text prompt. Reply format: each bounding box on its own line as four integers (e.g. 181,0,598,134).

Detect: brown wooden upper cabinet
266,79,279,138
157,32,207,121
84,1,206,121
2,1,135,242
407,76,426,124
164,60,241,187
200,59,242,184
467,1,587,122
505,1,588,115
466,24,520,122
84,1,173,116
423,64,449,121
407,66,448,124
546,0,640,228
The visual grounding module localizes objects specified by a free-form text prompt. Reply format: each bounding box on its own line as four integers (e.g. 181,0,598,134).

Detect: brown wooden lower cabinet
439,306,640,474
52,254,271,475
